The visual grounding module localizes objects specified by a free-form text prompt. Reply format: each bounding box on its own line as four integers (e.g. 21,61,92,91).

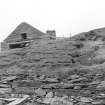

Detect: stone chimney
46,30,56,40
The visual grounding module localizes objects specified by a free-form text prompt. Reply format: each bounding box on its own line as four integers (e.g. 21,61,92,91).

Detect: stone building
1,22,56,51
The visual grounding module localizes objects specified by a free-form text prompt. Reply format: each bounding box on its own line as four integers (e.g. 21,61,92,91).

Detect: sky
0,0,105,42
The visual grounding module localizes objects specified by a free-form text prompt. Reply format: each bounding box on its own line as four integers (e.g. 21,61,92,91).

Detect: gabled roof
4,22,46,42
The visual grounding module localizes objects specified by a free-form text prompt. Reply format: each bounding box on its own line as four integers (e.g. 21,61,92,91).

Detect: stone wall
1,42,9,51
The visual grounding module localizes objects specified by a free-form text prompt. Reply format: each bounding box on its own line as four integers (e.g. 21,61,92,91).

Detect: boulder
35,88,46,96
46,92,54,98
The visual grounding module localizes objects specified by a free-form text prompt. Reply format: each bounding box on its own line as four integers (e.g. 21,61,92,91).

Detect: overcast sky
0,0,105,42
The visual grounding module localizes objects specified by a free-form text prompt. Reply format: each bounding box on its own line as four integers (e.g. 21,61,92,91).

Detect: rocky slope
1,27,105,104
0,28,105,75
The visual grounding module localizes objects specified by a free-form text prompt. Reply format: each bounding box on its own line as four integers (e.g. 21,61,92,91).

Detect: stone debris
0,83,10,88
39,75,46,80
79,97,93,103
70,75,80,80
97,80,105,88
43,96,73,105
89,80,101,85
7,95,29,105
51,99,73,105
74,86,81,89
91,100,104,105
68,77,88,83
62,96,69,100
2,76,17,83
0,88,12,94
40,78,59,83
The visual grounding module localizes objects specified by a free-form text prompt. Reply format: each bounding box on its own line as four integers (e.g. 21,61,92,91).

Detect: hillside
1,28,105,75
1,27,105,104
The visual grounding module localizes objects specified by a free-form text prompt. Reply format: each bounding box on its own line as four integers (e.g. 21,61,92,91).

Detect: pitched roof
4,22,46,42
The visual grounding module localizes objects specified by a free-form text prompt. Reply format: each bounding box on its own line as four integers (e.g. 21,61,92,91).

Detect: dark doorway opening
21,33,27,39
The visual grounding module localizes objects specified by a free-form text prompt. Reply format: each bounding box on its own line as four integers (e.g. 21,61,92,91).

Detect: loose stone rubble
0,73,105,105
1,23,105,105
